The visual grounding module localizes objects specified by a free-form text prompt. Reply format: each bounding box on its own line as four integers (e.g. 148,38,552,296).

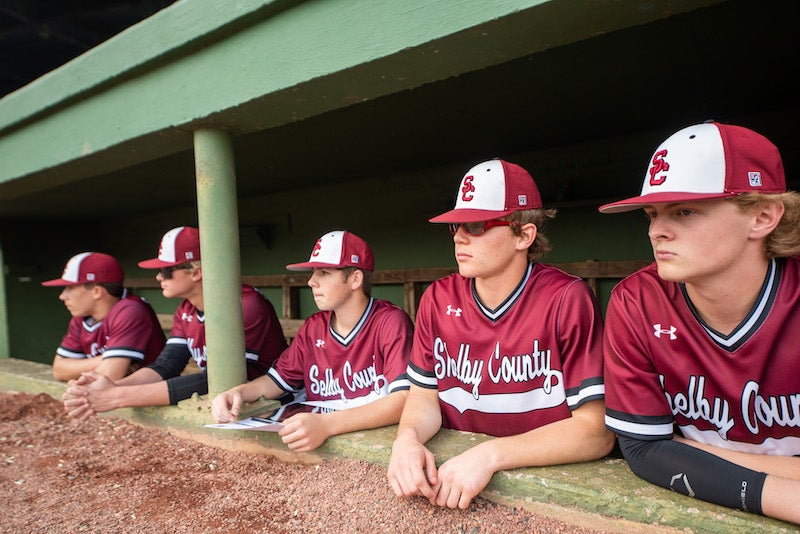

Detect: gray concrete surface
1,357,796,533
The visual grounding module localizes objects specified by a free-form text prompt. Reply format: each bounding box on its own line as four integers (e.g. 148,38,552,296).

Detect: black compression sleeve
147,343,192,380
165,372,209,405
618,435,766,514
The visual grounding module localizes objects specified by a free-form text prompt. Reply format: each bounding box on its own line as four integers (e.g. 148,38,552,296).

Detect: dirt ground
0,391,606,534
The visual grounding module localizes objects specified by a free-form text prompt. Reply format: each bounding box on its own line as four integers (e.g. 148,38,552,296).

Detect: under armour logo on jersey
181,312,193,322
446,305,462,317
669,472,695,497
315,339,325,348
653,323,677,340
648,149,670,186
461,176,475,201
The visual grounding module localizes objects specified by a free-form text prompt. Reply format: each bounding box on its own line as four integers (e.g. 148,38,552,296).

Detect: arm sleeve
165,372,209,405
618,435,766,515
146,343,192,380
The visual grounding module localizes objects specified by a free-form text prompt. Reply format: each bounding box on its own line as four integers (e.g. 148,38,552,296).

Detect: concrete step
1,357,796,533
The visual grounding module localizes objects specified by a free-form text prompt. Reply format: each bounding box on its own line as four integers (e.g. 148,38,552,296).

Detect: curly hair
504,208,558,262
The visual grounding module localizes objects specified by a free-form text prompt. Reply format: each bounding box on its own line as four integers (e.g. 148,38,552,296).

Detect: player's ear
749,199,784,239
515,223,537,251
90,284,105,299
190,265,203,281
348,269,364,291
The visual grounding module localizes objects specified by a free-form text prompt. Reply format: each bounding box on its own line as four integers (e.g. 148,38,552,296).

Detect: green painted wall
3,157,651,365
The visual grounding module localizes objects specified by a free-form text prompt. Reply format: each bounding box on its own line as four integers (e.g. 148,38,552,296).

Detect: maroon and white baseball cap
429,159,543,223
286,230,375,272
138,226,201,269
42,252,124,287
599,122,785,214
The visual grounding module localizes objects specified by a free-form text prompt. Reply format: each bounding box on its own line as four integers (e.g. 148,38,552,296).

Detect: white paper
204,401,338,432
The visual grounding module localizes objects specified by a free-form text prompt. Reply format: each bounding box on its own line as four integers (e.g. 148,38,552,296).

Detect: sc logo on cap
461,176,476,201
648,150,670,186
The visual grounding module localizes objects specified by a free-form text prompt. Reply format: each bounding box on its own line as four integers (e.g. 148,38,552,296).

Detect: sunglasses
158,264,194,279
447,220,519,236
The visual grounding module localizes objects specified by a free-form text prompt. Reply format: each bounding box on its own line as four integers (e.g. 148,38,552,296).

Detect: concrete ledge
1,357,797,533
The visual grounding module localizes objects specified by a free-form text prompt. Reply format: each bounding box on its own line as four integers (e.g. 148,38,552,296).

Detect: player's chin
312,298,333,311
654,263,687,283
160,288,178,299
456,265,479,279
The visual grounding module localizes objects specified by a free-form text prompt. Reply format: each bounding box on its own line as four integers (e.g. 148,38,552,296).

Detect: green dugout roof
1,0,797,221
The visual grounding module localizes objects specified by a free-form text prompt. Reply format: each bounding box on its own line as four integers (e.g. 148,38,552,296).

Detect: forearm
619,435,766,514
395,386,442,445
476,400,614,472
325,391,408,437
675,436,800,480
761,475,800,524
115,367,164,387
234,374,285,403
92,357,132,382
52,356,100,381
92,380,171,411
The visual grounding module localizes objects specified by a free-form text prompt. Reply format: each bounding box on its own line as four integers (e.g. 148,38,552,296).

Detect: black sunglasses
158,264,194,279
447,220,519,236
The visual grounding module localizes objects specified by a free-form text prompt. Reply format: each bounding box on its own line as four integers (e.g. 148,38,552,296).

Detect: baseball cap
429,159,543,223
41,252,124,287
286,230,375,272
599,122,785,214
138,226,201,269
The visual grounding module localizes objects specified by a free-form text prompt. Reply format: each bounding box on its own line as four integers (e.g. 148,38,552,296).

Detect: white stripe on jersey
56,348,88,359
473,263,532,321
101,348,144,360
440,375,565,415
81,318,102,333
567,383,604,408
268,367,304,394
678,424,800,456
605,413,674,439
690,258,777,349
406,364,437,388
388,377,411,393
330,298,374,345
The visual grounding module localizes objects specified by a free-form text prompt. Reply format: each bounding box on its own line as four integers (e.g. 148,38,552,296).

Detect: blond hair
730,191,800,258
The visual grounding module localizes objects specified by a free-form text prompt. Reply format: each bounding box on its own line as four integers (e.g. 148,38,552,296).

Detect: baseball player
599,122,800,524
62,226,287,417
211,230,414,452
387,159,613,509
43,252,165,382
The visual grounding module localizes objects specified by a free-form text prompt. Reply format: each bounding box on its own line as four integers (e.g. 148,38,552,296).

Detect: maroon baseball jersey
407,263,605,437
57,294,165,365
268,298,414,407
167,285,286,380
604,258,800,455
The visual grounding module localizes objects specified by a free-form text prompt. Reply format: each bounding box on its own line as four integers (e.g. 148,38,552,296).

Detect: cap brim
599,191,738,213
429,208,515,223
285,261,344,271
138,258,182,269
41,278,72,287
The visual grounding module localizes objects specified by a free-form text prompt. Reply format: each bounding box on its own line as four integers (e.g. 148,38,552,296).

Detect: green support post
193,128,246,397
0,245,9,357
